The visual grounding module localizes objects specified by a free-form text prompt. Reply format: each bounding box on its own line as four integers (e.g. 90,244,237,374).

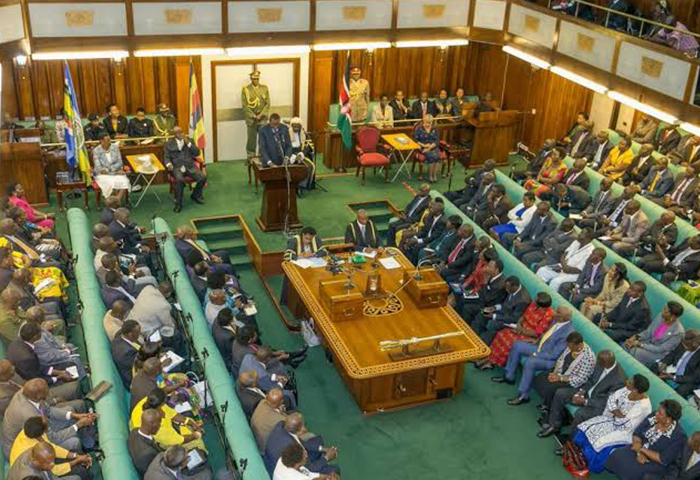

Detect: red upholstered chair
167,160,208,196
411,122,449,180
355,127,391,185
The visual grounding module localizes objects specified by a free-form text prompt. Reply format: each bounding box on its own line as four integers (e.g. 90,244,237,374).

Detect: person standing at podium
164,127,206,213
259,114,292,167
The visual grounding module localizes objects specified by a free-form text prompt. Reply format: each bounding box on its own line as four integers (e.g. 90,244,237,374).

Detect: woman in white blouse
274,443,336,480
92,132,131,202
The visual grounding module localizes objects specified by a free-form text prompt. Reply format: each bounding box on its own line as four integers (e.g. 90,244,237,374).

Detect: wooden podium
467,110,520,166
253,162,306,232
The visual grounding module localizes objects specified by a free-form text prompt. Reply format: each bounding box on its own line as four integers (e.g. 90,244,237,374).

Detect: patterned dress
462,257,490,293
524,158,567,197
488,302,554,366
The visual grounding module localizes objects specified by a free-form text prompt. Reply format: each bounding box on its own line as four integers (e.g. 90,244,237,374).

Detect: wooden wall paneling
173,58,191,132
77,60,99,117
93,59,115,116
14,63,34,119
1,59,18,119
46,61,64,118
30,62,51,119
112,60,128,116
126,58,143,114
308,51,333,135
140,58,157,113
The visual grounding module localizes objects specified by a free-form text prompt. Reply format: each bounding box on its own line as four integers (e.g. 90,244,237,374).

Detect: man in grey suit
128,409,164,477
7,442,61,480
624,301,685,367
600,200,650,257
522,218,577,267
560,253,608,307
655,166,699,213
145,445,212,480
668,135,700,167
26,307,86,380
240,347,296,410
512,202,556,260
640,156,675,200
577,177,617,230
164,127,206,213
2,379,94,456
537,350,625,437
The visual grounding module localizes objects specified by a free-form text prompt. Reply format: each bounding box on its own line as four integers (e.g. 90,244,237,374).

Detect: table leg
83,187,89,210
390,150,413,182
134,173,160,208
57,190,64,212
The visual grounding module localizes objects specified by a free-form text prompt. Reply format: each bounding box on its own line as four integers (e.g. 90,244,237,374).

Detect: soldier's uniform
154,104,177,140
242,70,270,159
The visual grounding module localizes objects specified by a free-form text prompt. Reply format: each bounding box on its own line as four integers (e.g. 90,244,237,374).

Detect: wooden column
173,58,191,132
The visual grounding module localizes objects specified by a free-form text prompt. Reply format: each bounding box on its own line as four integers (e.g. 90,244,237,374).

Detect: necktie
676,351,694,377
594,143,605,164
672,179,691,204
537,325,558,352
567,172,578,185
587,368,610,397
428,217,438,237
359,223,366,240
571,133,586,157
611,201,626,223
448,239,466,264
649,172,662,192
595,191,608,213
408,198,422,217
589,263,599,287
422,103,427,116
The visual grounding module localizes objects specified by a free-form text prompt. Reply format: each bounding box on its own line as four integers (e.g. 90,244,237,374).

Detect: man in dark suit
417,215,462,263
651,330,700,398
577,177,617,230
188,262,209,303
386,184,431,247
212,309,236,368
638,211,678,257
578,131,613,168
472,276,531,344
513,202,556,260
595,281,651,342
567,123,593,159
404,202,446,262
669,135,700,167
620,143,655,185
438,224,476,282
174,226,235,276
130,358,161,412
128,409,164,477
259,113,292,167
461,173,495,217
101,270,136,309
445,160,496,206
653,166,699,211
111,320,142,388
515,139,556,183
389,90,411,122
537,350,625,437
472,92,494,119
100,196,119,225
144,446,212,480
665,432,700,480
475,184,514,230
522,218,577,267
637,235,700,285
640,156,674,200
164,126,206,213
264,414,339,475
409,91,437,119
103,103,128,138
657,125,682,155
551,183,591,215
458,259,507,324
108,208,150,257
586,185,638,238
559,158,590,191
560,251,608,307
345,209,381,251
7,323,76,387
236,370,266,419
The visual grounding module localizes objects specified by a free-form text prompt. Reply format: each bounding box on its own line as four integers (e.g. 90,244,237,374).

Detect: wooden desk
0,142,48,206
467,110,521,166
283,250,489,413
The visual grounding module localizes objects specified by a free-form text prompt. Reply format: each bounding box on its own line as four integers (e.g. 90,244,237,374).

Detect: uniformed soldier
242,70,270,160
349,67,370,123
84,114,107,142
154,103,177,139
128,107,155,138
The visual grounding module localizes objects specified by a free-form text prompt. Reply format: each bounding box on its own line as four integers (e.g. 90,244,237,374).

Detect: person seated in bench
491,306,574,405
402,201,446,262
97,253,157,294
417,215,461,264
567,122,594,159
596,280,652,343
144,444,213,480
657,124,682,155
491,192,537,246
651,329,700,399
388,90,410,122
474,185,513,231
511,202,556,260
128,107,155,138
621,143,656,186
575,177,616,230
515,139,556,183
668,135,700,167
640,156,674,201
656,166,699,214
632,114,659,145
449,239,497,314
273,441,339,480
580,262,629,320
128,408,163,477
471,276,530,345
561,112,589,147
236,370,265,419
568,375,652,472
409,91,437,120
578,130,613,168
231,326,307,383
559,248,607,307
606,400,686,480
241,347,297,410
637,211,678,259
444,160,495,208
524,147,567,197
437,224,476,283
664,431,700,480
460,173,495,217
111,320,142,388
637,234,700,285
598,135,634,181
537,350,625,438
522,218,577,270
535,229,597,293
599,200,650,257
174,226,236,277
625,301,685,368
0,360,82,414
549,182,591,216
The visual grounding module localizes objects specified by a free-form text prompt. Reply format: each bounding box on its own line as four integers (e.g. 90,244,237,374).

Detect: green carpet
51,156,615,480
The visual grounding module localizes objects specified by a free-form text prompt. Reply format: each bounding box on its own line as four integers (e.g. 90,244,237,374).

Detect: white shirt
273,459,319,480
668,247,700,267
176,138,185,151
587,363,616,398
508,203,536,233
687,451,700,470
563,241,595,271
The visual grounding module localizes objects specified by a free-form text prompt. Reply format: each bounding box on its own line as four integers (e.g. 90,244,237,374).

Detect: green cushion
153,219,271,480
66,208,139,480
430,191,700,435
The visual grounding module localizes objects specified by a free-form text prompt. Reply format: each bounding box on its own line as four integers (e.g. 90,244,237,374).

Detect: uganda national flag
188,62,206,162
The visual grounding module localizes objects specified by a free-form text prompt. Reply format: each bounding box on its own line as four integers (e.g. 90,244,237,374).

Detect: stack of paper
161,351,185,373
379,257,402,270
291,257,328,269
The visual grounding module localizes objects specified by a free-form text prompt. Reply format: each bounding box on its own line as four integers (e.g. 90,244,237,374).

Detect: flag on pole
337,54,353,149
63,62,91,184
188,62,206,162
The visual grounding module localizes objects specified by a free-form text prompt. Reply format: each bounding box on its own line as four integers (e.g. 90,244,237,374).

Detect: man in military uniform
349,67,370,123
242,70,270,160
84,114,107,142
154,104,177,140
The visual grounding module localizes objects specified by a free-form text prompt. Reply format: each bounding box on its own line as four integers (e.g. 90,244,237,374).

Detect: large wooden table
282,250,489,414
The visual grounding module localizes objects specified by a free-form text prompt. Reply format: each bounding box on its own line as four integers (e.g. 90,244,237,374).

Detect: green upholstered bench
66,208,139,480
153,218,271,480
430,191,700,435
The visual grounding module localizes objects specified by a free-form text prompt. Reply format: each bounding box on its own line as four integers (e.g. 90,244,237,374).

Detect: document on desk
379,257,402,270
355,250,377,259
161,351,185,373
291,258,328,269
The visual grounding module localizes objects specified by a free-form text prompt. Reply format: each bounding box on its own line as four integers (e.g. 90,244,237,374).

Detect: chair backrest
357,126,381,153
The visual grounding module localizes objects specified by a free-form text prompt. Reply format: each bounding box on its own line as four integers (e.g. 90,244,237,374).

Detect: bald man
128,409,164,476
2,379,93,456
145,444,212,480
7,441,58,480
164,127,206,213
173,226,234,276
251,388,287,451
345,210,381,251
103,300,132,342
0,287,24,344
130,358,186,412
240,347,296,410
236,370,265,419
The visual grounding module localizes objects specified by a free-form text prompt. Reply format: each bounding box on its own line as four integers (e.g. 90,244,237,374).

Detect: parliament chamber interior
3,0,700,479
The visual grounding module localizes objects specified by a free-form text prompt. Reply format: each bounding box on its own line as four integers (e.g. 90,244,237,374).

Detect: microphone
414,258,434,281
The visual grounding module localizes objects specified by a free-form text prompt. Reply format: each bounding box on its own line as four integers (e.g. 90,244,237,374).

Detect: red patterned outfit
488,302,554,366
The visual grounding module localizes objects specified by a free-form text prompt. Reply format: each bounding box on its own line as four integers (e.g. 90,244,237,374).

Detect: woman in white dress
274,443,334,480
572,374,653,473
92,132,131,203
